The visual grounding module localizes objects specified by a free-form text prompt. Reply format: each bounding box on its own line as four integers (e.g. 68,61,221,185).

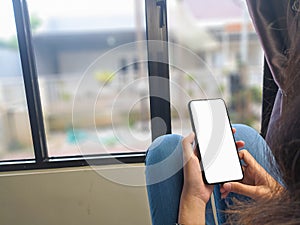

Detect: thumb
182,133,196,162
223,182,258,199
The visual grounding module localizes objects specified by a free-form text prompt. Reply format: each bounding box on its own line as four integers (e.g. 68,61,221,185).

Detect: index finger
232,127,236,133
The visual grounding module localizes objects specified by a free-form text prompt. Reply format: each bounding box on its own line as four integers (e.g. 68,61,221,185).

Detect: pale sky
0,1,17,39
0,0,138,39
0,0,245,40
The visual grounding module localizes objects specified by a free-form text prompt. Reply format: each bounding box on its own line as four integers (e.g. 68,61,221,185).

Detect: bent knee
233,123,257,133
145,134,183,166
233,124,262,143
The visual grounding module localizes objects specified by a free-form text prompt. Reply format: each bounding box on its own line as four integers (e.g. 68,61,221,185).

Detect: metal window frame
12,0,48,163
0,153,146,172
145,0,171,141
1,0,172,172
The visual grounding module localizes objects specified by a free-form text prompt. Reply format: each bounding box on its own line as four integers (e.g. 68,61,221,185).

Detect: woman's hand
180,132,214,203
220,149,284,201
178,132,213,225
178,129,244,225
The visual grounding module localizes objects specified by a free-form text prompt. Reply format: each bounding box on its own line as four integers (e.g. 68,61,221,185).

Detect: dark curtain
246,0,300,149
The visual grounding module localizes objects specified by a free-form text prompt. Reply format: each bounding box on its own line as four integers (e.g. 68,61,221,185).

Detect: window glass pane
0,1,35,160
27,0,150,156
167,0,263,135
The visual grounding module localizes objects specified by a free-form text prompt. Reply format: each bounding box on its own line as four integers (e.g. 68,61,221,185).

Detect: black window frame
0,0,171,172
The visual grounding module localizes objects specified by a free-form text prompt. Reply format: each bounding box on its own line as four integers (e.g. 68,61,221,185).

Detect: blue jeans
145,124,282,225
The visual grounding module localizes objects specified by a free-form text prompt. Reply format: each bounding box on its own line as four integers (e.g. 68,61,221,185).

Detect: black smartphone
188,98,244,184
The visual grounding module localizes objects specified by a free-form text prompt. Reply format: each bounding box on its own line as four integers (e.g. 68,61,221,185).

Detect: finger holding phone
220,149,284,201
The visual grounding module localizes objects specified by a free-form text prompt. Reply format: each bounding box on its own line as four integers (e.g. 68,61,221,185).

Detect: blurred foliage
185,73,195,81
0,13,42,50
30,13,42,33
0,37,18,50
219,84,225,93
94,71,115,83
229,86,261,127
129,111,139,128
249,86,262,103
60,92,71,101
171,106,180,119
8,140,25,151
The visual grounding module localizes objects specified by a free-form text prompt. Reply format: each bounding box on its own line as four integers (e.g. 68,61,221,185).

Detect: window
0,0,265,171
26,0,150,157
167,0,264,136
0,0,34,161
0,0,154,171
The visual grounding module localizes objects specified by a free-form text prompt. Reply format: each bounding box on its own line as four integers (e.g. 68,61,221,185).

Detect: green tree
30,13,42,33
0,13,42,50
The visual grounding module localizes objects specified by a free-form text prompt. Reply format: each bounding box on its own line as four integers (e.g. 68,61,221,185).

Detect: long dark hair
226,97,300,225
226,3,300,223
226,89,300,225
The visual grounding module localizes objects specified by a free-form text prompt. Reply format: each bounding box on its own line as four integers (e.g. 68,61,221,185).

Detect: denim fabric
145,124,283,225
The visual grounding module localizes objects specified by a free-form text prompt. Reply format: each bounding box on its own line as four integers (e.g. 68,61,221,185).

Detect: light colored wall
0,48,22,76
0,164,151,225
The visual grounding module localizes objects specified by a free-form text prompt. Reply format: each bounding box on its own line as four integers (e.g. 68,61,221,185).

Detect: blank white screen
190,99,243,184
